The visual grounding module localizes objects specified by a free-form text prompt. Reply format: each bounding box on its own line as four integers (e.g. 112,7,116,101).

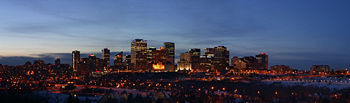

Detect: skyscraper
203,48,215,71
147,47,156,71
147,47,157,66
177,52,192,71
114,52,124,70
256,53,269,70
72,50,80,73
189,48,201,56
125,54,131,70
152,47,166,71
213,46,230,73
102,48,110,70
189,48,201,71
131,39,148,71
200,56,212,71
164,42,175,71
204,48,214,57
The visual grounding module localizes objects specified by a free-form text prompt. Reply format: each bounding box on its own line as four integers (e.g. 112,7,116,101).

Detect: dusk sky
0,0,350,70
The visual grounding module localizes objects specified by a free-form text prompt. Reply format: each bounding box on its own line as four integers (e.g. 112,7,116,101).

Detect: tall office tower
189,48,201,56
102,48,111,70
125,54,131,70
164,42,175,71
131,39,148,71
72,50,80,73
152,47,166,71
213,46,230,73
177,52,192,71
147,47,157,69
189,48,201,71
204,48,215,71
200,56,212,71
114,52,124,70
204,48,215,57
256,53,269,70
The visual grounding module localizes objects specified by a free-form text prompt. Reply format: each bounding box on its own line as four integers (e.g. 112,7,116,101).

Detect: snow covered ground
34,91,103,103
263,77,350,90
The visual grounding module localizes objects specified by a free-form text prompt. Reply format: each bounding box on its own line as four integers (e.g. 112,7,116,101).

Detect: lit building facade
131,39,148,71
114,52,124,70
164,42,175,71
102,48,110,70
231,56,247,70
72,50,80,73
242,56,259,70
147,47,156,70
80,54,105,72
200,56,212,71
270,65,292,74
189,48,201,71
204,48,214,57
177,52,192,71
125,54,131,70
310,65,330,74
256,53,269,70
77,54,105,76
152,47,166,71
213,46,230,72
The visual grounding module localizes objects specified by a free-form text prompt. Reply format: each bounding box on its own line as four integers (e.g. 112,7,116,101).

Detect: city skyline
1,0,350,70
0,38,347,71
2,1,350,102
0,38,349,70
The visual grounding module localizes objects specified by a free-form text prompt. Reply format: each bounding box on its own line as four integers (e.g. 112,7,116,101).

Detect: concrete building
310,65,330,74
231,56,247,70
213,46,229,72
256,53,269,70
164,42,175,71
131,39,148,71
102,48,111,70
72,50,80,73
177,52,192,71
113,52,124,70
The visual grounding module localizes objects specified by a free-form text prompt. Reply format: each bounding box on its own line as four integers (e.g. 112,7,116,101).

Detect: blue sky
0,0,350,70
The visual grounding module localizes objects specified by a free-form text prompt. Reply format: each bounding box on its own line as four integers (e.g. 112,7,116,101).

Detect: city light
0,39,348,103
152,62,165,70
